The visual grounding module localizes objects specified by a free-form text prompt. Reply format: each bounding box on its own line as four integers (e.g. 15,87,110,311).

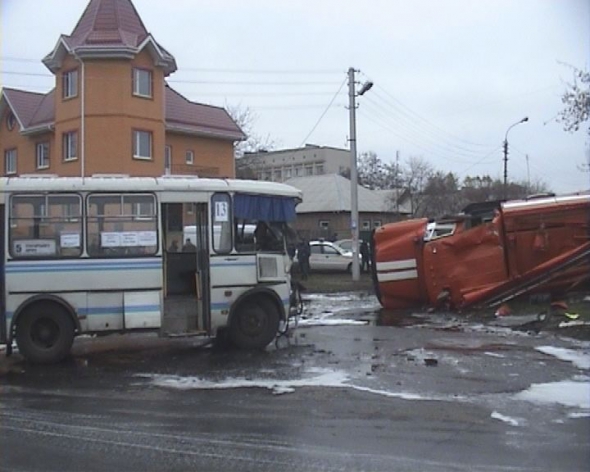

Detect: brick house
0,0,245,178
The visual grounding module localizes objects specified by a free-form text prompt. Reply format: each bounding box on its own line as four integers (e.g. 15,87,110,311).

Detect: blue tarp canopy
234,194,297,222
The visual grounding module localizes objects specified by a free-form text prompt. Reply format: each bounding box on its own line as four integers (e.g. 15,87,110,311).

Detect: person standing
360,239,370,272
297,239,311,280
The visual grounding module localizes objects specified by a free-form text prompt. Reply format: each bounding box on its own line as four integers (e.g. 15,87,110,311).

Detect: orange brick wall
2,50,236,178
166,133,235,178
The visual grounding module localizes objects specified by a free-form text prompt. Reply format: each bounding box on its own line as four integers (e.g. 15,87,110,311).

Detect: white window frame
319,220,329,229
36,142,50,169
63,131,78,161
5,148,17,175
133,68,152,98
62,69,78,99
373,220,382,228
133,130,152,160
164,145,172,174
185,149,194,165
362,220,371,230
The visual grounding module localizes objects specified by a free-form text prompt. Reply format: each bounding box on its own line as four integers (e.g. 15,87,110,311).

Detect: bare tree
558,65,590,136
401,156,434,215
357,151,388,189
226,104,278,179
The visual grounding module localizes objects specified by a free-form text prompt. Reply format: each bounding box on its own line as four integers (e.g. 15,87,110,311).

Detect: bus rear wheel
15,302,75,364
230,298,279,350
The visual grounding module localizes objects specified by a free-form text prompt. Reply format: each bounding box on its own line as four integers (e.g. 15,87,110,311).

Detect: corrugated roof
284,174,395,214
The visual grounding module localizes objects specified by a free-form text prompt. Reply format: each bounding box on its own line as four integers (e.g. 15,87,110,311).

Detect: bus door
0,203,5,345
161,202,210,335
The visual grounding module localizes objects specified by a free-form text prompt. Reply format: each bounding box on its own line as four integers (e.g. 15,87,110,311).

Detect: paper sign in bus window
60,233,80,248
14,239,56,256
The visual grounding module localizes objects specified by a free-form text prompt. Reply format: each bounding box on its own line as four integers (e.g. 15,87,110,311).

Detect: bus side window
87,193,158,258
9,194,82,259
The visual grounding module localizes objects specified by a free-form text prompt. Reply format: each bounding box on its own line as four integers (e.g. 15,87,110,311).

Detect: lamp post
503,116,528,199
348,67,373,281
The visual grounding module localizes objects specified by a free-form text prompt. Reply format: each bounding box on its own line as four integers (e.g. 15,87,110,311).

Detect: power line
361,98,494,162
299,77,347,147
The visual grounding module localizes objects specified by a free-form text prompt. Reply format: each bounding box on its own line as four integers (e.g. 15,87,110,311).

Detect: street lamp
348,67,373,281
503,116,528,199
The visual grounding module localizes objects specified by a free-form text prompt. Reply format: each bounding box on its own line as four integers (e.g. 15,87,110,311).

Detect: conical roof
67,0,148,48
43,0,176,75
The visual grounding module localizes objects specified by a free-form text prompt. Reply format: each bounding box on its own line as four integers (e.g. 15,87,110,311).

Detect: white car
306,240,353,272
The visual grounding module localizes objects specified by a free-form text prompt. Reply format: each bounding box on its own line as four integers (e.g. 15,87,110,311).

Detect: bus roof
0,176,302,199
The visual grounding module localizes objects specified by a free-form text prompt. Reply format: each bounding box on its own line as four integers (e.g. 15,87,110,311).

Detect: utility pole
526,154,530,194
347,67,373,282
348,67,360,281
503,117,528,199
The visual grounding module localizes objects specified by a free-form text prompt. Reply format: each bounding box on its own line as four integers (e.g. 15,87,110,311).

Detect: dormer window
62,69,78,99
6,112,16,131
133,68,152,98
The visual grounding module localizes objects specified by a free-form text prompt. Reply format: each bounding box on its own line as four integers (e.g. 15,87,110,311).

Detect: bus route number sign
215,201,229,222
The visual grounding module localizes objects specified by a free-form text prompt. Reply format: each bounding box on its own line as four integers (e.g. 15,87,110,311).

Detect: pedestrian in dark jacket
297,239,311,280
360,240,370,272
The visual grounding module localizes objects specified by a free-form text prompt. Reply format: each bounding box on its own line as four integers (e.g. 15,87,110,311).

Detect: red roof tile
2,85,243,141
66,0,148,49
165,86,245,141
2,88,48,129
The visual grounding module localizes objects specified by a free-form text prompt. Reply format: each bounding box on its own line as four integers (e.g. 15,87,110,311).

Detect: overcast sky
2,0,589,193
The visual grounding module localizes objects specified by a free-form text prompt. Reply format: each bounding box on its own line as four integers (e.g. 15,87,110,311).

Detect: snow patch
515,379,590,410
536,346,590,370
484,352,505,358
297,318,368,327
137,367,433,401
491,411,521,426
568,411,590,419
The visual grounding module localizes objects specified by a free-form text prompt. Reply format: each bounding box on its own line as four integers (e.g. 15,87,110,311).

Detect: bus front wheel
15,302,75,364
230,298,279,350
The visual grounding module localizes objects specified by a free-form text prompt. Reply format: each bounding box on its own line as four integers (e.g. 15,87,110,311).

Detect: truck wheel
15,302,75,364
230,298,279,350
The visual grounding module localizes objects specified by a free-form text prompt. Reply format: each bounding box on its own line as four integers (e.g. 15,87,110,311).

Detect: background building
285,174,410,241
240,144,351,182
0,0,244,179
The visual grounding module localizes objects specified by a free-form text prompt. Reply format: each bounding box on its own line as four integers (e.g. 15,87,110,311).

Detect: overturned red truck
372,193,590,311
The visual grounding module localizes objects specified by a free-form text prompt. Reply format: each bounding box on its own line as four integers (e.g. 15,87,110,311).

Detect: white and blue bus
0,175,302,363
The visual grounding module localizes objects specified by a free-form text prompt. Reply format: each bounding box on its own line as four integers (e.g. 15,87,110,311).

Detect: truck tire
15,302,75,364
230,297,279,350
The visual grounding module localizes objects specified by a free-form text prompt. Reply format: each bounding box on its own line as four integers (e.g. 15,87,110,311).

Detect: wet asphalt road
1,293,589,472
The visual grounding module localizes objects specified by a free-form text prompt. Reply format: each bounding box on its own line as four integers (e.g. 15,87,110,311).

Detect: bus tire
230,297,279,350
15,302,75,364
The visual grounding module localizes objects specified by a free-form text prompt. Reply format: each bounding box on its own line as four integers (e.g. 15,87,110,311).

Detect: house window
62,69,78,99
319,220,329,229
362,220,371,230
133,130,152,160
6,112,16,131
36,142,50,169
165,145,172,174
133,68,152,98
295,165,303,177
273,169,282,181
63,131,78,161
4,148,17,175
284,167,292,179
186,149,194,165
305,165,313,176
373,220,382,228
315,164,324,175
